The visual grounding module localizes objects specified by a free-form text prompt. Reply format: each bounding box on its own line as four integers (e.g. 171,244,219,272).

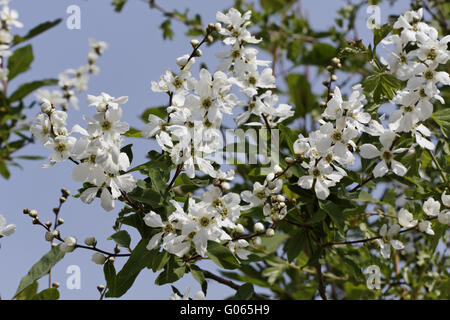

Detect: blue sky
0,0,410,300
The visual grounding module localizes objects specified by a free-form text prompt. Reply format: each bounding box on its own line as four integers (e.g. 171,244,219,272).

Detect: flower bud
266,172,275,181
40,99,53,113
331,57,341,65
221,182,230,191
331,74,338,82
193,49,202,57
45,221,52,228
52,282,60,289
266,228,275,237
57,218,64,225
254,222,265,233
190,39,200,47
276,195,285,202
97,285,105,293
92,253,107,265
23,208,30,215
234,224,245,234
45,231,54,242
274,165,283,175
252,236,262,246
60,236,77,253
84,236,97,247
61,188,70,197
108,257,115,263
52,230,60,238
59,196,66,203
285,157,295,164
207,35,214,43
29,210,38,218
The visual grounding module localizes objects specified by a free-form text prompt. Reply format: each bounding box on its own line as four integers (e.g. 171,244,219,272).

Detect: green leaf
124,128,142,138
120,144,133,164
32,288,60,300
15,282,38,300
190,265,207,294
155,256,186,285
103,260,117,294
0,160,10,179
14,246,65,298
301,43,337,66
160,19,174,40
284,73,317,118
431,109,450,138
362,73,401,104
13,19,62,46
232,283,254,300
319,200,345,234
112,0,127,12
8,45,34,80
106,239,156,297
9,79,58,102
141,106,167,123
285,231,307,262
108,230,131,248
373,23,392,48
206,241,240,270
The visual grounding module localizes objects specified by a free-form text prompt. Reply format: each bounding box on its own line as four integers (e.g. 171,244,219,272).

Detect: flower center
382,150,393,161
427,48,437,61
201,97,213,109
312,168,321,177
331,130,343,142
101,120,112,131
54,143,66,153
248,76,257,86
200,216,210,227
424,70,434,81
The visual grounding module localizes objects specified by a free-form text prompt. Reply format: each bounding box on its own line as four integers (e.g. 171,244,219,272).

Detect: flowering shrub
3,0,449,300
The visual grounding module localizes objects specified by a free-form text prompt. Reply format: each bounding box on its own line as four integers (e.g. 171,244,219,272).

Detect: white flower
376,224,404,259
170,286,205,300
1,6,23,28
241,182,269,210
423,197,440,217
359,131,408,178
418,221,434,235
87,92,128,112
216,8,260,46
398,208,417,228
0,214,16,238
442,192,450,207
298,161,344,200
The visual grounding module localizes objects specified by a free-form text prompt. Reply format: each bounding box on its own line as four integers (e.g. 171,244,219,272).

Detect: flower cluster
36,38,108,111
144,178,249,258
0,0,23,90
293,84,368,199
31,91,136,211
382,8,449,143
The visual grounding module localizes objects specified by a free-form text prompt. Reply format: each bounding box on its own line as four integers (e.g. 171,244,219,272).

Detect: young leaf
13,19,62,46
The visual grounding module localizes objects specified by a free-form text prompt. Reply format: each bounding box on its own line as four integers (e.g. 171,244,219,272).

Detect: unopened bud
61,188,70,197
29,210,38,218
285,157,295,164
45,221,52,228
331,74,338,82
193,49,202,57
190,39,200,47
254,222,265,233
108,257,115,263
234,224,245,234
274,165,283,175
40,100,52,113
32,218,39,225
221,182,230,191
331,57,341,65
92,253,107,265
276,195,286,202
266,228,275,237
322,80,330,86
60,236,77,253
114,247,121,254
252,236,262,247
97,285,105,293
45,231,54,242
59,196,66,203
326,65,334,72
52,282,60,289
23,208,30,215
207,35,214,43
57,218,64,225
84,236,97,247
52,230,60,238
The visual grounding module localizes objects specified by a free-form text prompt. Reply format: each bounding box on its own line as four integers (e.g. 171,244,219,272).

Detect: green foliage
14,246,65,298
8,45,34,80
